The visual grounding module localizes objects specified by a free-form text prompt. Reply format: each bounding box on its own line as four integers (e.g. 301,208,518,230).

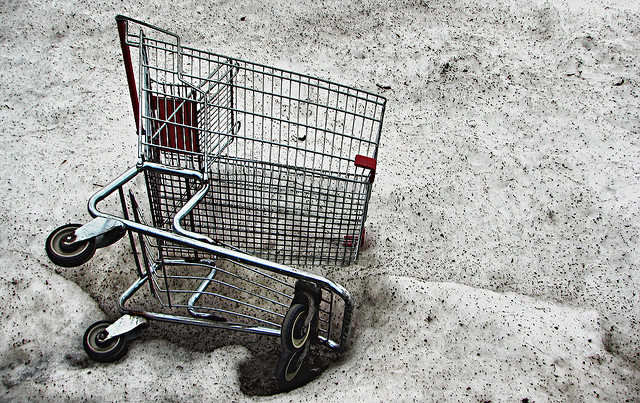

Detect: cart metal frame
88,161,353,350
45,15,385,387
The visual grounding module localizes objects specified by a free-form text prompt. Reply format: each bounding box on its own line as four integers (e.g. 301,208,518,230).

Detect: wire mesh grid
144,170,207,260
137,35,238,171
130,191,341,339
189,160,370,264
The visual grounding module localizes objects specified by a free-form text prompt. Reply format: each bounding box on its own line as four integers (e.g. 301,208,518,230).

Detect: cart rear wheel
45,224,96,267
83,321,128,363
275,347,309,389
281,303,311,352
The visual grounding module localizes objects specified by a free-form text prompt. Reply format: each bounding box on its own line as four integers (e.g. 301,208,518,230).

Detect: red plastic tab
343,228,366,248
355,155,377,183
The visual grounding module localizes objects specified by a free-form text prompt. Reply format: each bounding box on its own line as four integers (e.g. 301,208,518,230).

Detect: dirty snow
1,0,639,401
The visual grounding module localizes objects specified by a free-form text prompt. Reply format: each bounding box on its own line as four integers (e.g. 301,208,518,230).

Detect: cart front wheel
275,347,309,389
281,303,311,352
83,321,128,363
46,224,96,267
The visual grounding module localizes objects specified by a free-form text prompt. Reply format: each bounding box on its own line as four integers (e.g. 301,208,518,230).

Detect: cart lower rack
45,15,385,389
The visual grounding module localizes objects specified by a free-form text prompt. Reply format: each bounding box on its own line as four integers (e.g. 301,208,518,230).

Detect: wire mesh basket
127,23,385,265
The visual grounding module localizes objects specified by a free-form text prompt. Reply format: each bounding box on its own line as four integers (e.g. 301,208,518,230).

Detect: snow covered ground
1,0,639,400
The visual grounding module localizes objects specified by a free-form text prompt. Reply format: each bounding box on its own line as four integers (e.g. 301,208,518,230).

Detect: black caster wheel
275,345,310,390
83,321,129,363
281,303,311,352
45,224,96,267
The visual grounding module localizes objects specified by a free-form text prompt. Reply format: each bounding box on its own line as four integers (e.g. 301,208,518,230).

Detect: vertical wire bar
327,85,339,177
327,291,334,342
119,186,143,279
137,30,146,163
340,86,350,164
287,72,294,169
130,189,156,298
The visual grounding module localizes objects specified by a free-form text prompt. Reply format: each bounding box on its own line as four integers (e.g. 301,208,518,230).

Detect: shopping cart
45,16,385,387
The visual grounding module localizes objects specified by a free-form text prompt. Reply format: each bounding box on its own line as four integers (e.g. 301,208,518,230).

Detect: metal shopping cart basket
45,16,385,387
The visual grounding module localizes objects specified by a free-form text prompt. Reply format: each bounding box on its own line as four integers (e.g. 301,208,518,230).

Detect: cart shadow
138,320,340,395
237,340,340,395
49,244,352,396
51,258,348,395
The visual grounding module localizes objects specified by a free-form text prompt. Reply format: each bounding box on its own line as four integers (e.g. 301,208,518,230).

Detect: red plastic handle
117,17,140,132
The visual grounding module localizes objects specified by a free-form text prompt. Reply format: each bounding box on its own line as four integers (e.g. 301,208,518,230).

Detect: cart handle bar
116,15,181,133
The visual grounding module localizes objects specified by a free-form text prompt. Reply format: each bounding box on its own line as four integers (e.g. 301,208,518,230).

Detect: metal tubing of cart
116,273,282,337
89,161,354,350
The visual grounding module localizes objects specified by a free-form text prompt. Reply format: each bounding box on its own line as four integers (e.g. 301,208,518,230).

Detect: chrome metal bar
162,259,294,301
172,181,211,243
117,275,281,337
89,162,354,349
163,288,286,320
187,266,217,318
184,306,283,328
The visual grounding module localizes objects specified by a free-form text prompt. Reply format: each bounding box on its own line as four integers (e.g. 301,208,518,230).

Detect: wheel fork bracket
73,217,126,243
104,314,149,341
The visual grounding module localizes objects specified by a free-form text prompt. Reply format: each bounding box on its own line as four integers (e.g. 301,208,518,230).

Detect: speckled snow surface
1,0,639,401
